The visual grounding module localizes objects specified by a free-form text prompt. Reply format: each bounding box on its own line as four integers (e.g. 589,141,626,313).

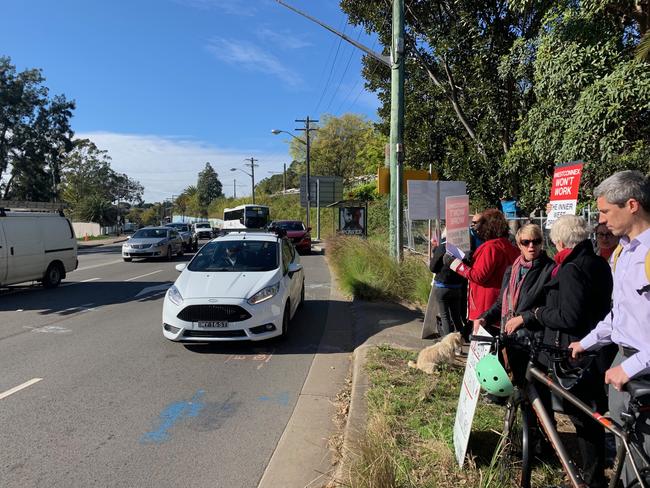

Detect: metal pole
233,179,236,199
389,0,405,261
316,178,321,240
428,163,433,258
283,163,286,193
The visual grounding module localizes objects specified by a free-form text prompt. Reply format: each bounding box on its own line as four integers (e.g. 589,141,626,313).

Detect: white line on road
0,378,43,400
76,259,124,272
81,277,101,282
125,270,162,281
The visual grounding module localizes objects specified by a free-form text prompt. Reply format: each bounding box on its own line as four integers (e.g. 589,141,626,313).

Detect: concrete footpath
258,244,434,488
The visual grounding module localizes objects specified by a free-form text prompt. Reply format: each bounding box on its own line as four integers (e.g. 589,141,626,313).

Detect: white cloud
173,0,256,16
205,37,302,87
256,28,312,50
77,132,288,202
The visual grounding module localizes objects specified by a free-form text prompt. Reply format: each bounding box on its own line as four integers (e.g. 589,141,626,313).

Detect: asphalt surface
0,242,334,488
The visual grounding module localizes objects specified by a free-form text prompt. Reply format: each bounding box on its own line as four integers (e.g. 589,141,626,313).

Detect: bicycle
472,332,650,488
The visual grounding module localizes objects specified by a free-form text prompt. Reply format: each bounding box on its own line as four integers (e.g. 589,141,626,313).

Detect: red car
270,220,312,254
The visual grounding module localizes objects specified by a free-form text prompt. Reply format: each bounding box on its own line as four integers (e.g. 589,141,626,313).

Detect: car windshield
274,221,304,231
188,240,278,272
167,224,189,232
133,229,168,239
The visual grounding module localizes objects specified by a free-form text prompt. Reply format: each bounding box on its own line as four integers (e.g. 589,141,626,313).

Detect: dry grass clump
326,236,431,305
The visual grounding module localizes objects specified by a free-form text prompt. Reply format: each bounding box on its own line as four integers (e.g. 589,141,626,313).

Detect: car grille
177,305,251,322
183,329,247,338
131,244,152,249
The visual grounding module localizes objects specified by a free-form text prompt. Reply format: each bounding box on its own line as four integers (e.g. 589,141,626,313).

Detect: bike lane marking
0,378,43,400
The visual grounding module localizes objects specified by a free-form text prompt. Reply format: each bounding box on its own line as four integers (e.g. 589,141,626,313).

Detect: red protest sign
549,162,584,202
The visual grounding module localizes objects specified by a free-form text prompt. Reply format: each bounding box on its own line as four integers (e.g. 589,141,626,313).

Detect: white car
162,231,305,341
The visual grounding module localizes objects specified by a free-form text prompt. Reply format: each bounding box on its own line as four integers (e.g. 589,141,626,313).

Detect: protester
533,214,613,487
445,208,519,334
569,170,650,485
475,224,554,381
429,231,468,338
594,222,620,261
469,214,484,253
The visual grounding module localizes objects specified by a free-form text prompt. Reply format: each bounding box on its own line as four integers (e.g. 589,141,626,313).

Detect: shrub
327,235,431,305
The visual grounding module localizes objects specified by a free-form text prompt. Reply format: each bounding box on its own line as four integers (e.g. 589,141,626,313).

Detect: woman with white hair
534,214,614,487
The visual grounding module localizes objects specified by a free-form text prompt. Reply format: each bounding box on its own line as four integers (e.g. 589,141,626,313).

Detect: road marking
81,277,100,282
125,270,162,282
0,378,43,400
135,283,172,298
140,389,205,444
76,259,124,272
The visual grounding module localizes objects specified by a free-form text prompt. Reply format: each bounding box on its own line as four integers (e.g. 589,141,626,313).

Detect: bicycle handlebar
470,333,592,359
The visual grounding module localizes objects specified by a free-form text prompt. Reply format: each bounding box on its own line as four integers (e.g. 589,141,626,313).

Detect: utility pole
244,157,258,204
296,116,318,228
233,179,237,199
274,0,403,260
391,0,405,260
283,163,287,193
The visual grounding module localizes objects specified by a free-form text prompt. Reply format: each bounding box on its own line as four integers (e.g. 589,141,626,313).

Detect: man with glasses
570,170,650,485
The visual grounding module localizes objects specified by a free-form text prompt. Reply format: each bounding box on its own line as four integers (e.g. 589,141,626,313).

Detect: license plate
197,321,229,329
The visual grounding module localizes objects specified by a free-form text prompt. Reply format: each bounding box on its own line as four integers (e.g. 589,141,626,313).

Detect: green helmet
476,354,513,397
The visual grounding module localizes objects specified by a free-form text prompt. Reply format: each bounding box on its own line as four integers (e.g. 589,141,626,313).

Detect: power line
337,38,379,114
325,28,364,114
313,21,347,115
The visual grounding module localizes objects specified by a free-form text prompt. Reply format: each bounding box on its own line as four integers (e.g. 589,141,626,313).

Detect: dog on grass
407,332,463,374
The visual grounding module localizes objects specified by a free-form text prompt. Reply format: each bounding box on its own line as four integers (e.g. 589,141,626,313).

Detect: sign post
453,328,492,467
545,161,584,229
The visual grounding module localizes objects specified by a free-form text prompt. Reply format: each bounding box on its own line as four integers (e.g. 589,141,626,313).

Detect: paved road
0,243,333,487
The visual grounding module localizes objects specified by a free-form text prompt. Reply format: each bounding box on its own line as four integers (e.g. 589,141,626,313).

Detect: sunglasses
596,232,614,238
519,238,543,247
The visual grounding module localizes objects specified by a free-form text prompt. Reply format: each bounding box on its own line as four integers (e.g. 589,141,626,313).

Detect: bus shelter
327,200,368,237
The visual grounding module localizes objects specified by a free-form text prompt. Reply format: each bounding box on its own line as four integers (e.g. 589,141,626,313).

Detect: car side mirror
306,227,312,232
175,263,186,272
287,263,302,276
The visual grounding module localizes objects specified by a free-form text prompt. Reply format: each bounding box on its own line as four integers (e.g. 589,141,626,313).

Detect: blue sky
2,0,381,202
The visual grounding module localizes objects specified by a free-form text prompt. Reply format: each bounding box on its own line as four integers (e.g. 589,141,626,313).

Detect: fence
404,204,601,257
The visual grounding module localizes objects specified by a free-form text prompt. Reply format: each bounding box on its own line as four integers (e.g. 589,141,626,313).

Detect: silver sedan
122,227,184,262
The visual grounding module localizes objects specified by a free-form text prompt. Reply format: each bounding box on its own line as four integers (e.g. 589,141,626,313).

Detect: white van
0,210,78,288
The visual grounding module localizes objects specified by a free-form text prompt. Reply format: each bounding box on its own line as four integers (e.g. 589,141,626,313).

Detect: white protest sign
445,195,471,254
545,161,584,229
453,327,492,467
407,180,467,221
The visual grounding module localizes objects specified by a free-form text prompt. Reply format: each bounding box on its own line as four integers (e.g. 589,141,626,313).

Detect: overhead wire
313,20,348,115
324,28,363,114
337,37,378,114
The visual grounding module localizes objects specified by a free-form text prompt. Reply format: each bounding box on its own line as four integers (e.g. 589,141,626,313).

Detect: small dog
408,332,463,374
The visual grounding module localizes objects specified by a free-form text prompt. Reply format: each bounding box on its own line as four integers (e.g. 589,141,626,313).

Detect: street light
231,157,258,203
272,117,317,228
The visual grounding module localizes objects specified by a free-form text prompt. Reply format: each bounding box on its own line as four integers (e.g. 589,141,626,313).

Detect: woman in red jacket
446,208,519,334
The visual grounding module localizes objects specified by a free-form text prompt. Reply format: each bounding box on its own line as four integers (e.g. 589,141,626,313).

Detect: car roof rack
0,200,68,217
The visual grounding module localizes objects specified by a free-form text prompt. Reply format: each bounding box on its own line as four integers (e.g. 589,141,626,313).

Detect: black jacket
537,239,613,349
429,242,467,287
482,252,555,329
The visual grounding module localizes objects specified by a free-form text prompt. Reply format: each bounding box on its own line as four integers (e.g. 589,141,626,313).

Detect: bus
222,204,270,230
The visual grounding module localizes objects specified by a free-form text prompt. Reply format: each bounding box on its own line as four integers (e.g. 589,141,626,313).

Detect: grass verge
343,346,565,488
326,236,431,305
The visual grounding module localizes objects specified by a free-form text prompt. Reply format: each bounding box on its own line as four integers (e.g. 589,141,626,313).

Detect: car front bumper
162,294,285,342
122,246,166,258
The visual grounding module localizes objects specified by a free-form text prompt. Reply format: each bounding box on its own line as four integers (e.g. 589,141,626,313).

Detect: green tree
0,57,75,200
287,114,384,182
196,162,223,213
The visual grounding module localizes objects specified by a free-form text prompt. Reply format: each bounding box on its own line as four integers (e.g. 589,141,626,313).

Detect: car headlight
167,285,183,306
247,282,280,305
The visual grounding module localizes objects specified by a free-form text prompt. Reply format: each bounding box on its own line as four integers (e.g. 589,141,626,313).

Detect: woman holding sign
445,208,519,333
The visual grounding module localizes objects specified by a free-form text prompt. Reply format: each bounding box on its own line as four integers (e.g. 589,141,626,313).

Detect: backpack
611,244,650,282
